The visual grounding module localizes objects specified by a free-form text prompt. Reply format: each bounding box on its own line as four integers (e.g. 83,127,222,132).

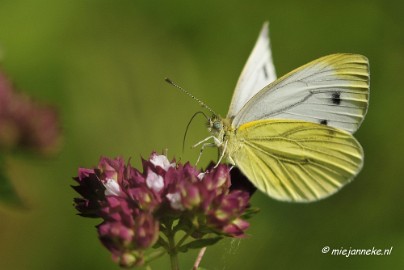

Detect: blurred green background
0,0,403,269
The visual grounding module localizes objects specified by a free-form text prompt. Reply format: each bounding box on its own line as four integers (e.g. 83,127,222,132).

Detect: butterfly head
208,115,223,135
208,115,233,138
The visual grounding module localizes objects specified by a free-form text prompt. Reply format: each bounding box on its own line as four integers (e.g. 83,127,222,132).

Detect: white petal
103,178,121,196
150,154,175,171
166,192,185,211
197,172,205,180
146,170,164,192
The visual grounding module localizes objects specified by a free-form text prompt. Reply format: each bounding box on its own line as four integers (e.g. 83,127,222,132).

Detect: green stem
164,220,179,270
175,232,190,249
144,249,166,264
168,232,179,270
169,250,179,270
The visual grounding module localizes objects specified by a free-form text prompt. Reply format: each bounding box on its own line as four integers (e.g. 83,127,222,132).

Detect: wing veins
244,132,361,171
277,111,359,124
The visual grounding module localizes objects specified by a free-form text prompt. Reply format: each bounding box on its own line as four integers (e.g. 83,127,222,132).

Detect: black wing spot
320,120,328,125
262,65,269,79
331,92,341,105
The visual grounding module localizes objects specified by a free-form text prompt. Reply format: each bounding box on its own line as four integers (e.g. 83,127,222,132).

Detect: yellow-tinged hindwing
227,119,363,202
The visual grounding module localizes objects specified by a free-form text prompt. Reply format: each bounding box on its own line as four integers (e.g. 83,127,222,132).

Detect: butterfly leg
228,156,236,166
214,140,228,168
195,142,216,165
192,136,216,148
193,136,223,165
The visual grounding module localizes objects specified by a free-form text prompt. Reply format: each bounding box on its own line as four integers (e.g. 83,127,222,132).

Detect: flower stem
169,249,179,270
193,247,207,270
175,232,190,249
166,221,179,270
168,234,179,270
144,249,166,264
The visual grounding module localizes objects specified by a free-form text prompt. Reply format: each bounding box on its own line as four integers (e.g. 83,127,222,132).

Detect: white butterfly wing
232,54,369,134
227,22,277,119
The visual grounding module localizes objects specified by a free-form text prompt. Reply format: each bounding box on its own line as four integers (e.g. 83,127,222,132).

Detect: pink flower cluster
72,153,253,267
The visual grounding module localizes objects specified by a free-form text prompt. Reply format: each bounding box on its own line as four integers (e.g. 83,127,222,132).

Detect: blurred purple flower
0,69,61,155
72,152,255,267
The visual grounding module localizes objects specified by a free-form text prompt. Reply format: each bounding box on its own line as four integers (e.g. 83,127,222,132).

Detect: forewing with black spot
232,54,369,134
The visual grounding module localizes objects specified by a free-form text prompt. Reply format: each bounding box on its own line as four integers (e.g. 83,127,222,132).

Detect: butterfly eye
213,121,223,130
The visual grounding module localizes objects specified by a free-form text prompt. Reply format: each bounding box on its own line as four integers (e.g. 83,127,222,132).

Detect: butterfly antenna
182,111,209,153
165,78,217,115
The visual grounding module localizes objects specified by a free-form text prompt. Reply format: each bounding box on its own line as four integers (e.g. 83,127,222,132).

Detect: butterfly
173,22,369,202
